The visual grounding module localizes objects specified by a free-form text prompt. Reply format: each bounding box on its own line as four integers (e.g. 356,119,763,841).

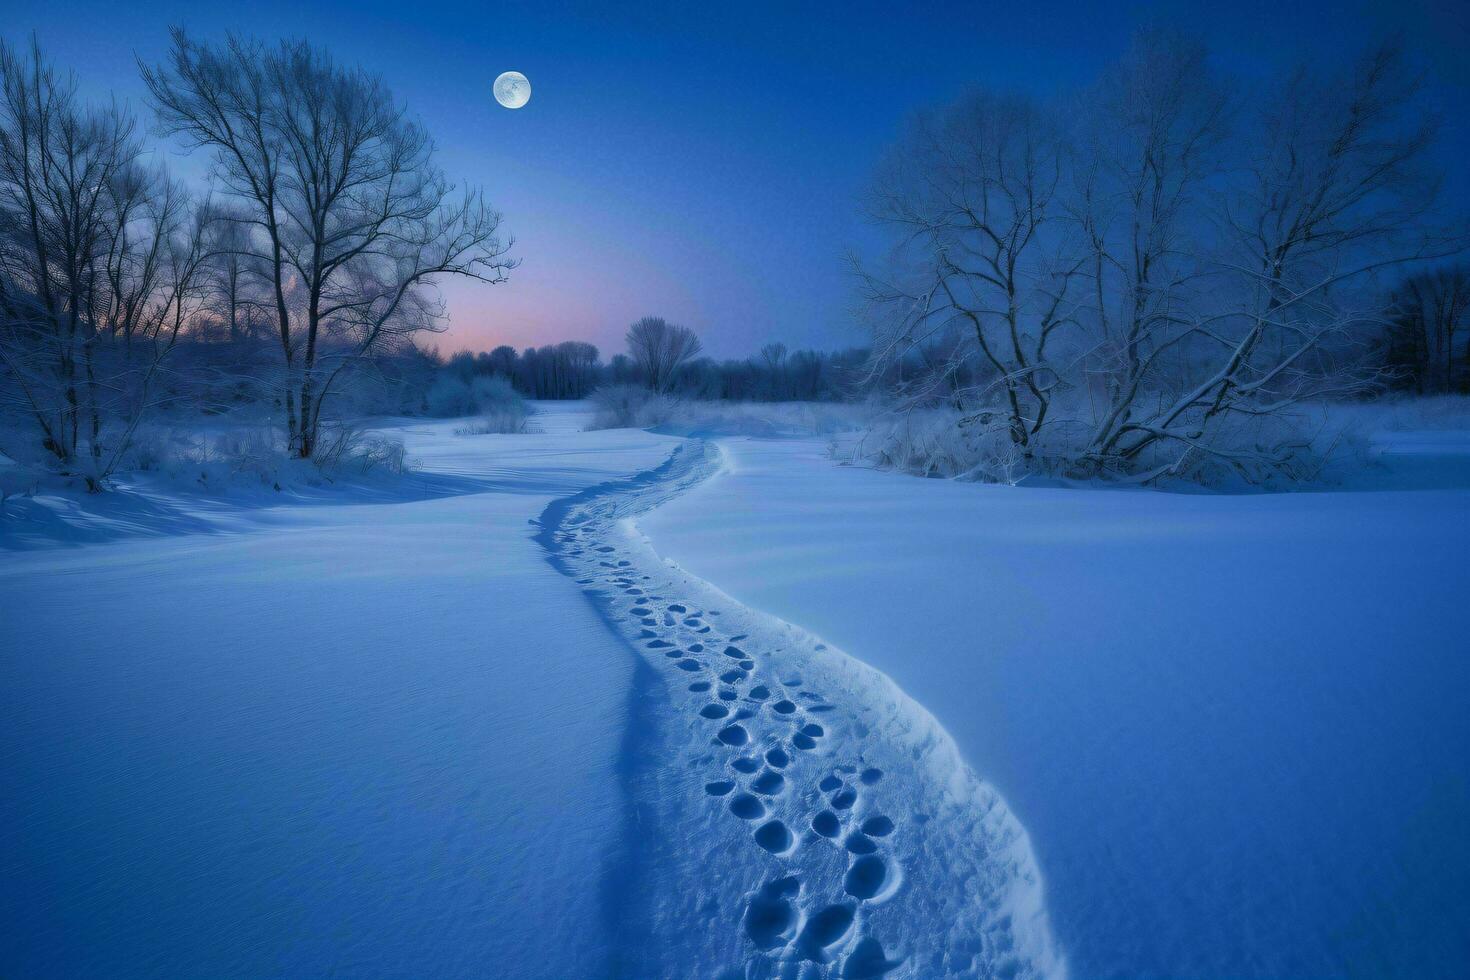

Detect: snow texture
639,432,1470,978
541,438,1061,978
0,406,681,977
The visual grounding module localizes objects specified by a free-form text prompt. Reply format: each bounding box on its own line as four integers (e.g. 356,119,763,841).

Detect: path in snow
538,439,1064,979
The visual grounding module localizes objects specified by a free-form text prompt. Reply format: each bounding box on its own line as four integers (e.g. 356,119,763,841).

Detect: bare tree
141,30,515,458
861,32,1467,485
860,92,1081,451
758,341,788,399
626,315,702,392
0,37,166,488
1387,266,1470,392
1070,31,1233,476
1082,39,1457,481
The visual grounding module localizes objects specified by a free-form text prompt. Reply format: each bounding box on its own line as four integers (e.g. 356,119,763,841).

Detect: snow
0,404,680,977
540,439,1061,977
637,432,1470,977
5,401,1467,977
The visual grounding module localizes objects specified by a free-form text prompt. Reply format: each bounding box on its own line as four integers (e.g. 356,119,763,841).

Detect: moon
493,71,531,109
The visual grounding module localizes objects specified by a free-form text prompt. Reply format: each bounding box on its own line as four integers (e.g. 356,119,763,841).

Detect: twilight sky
8,0,1468,359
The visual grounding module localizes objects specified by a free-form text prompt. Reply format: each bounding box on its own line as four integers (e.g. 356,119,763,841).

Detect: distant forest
434,339,871,402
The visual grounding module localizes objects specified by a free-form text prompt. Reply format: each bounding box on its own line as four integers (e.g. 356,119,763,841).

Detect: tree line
426,316,870,406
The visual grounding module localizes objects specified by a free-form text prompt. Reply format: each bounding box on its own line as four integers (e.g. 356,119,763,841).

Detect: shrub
428,373,530,433
588,384,679,429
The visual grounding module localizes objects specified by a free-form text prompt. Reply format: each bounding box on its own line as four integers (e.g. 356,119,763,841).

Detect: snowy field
3,402,1468,977
0,405,681,977
640,430,1470,977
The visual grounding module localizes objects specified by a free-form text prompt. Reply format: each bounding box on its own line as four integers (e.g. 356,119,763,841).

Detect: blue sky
8,0,1467,358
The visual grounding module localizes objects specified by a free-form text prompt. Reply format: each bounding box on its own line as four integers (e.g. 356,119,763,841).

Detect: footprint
750,770,784,795
676,659,703,672
860,768,883,785
819,775,843,792
723,646,745,659
745,877,799,950
844,855,889,899
812,810,841,838
772,700,797,715
765,747,789,769
729,793,765,820
792,733,817,751
754,819,794,854
700,704,731,719
800,723,825,739
831,788,857,810
841,936,902,978
748,685,771,700
705,780,735,796
689,681,712,692
732,757,760,774
845,833,877,855
796,903,856,962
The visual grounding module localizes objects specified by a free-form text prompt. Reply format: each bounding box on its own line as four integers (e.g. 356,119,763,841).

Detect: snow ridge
538,439,1065,979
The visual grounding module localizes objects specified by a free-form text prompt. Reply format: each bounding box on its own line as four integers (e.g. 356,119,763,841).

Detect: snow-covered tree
141,31,516,458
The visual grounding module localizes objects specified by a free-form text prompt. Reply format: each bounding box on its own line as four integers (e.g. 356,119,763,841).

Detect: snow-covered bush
589,386,872,435
657,400,871,438
452,376,530,434
114,421,413,489
427,374,529,435
313,424,411,476
844,403,1356,489
425,374,479,417
588,385,680,429
844,408,1058,483
117,424,292,487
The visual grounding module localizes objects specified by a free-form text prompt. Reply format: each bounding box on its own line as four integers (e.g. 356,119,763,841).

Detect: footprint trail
538,440,1064,979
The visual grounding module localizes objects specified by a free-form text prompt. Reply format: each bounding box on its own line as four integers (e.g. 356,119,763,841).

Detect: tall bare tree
1083,39,1457,480
626,315,702,392
861,92,1081,450
0,37,160,488
861,32,1467,485
141,30,515,458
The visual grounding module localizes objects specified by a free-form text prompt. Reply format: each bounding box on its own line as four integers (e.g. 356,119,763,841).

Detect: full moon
493,71,531,109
